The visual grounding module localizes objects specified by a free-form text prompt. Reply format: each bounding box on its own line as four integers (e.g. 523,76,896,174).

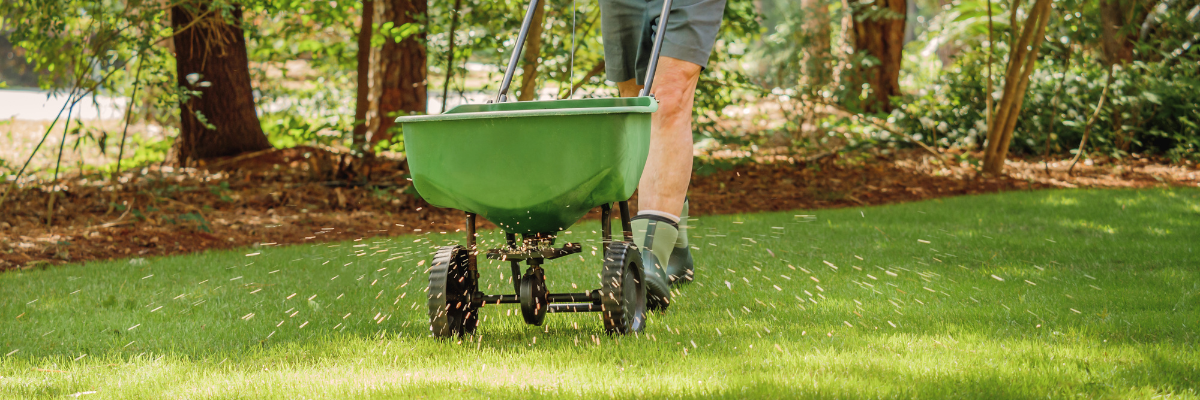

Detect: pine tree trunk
849,0,906,113
371,0,427,144
172,2,271,164
517,0,547,101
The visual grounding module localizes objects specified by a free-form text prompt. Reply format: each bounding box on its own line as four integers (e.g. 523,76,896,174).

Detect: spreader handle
496,0,541,103
640,0,674,97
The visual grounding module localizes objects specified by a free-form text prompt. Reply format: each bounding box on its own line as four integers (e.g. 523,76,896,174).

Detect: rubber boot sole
666,246,694,285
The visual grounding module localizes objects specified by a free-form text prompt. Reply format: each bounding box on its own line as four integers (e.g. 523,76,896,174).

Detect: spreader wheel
519,269,549,326
427,245,479,338
599,242,647,334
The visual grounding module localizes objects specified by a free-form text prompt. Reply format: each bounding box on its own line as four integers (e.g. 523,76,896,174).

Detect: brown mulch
1,147,1196,271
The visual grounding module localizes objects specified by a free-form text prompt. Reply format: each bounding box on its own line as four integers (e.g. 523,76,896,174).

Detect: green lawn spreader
397,0,678,337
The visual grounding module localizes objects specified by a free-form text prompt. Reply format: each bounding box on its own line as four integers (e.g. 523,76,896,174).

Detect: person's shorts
599,0,727,85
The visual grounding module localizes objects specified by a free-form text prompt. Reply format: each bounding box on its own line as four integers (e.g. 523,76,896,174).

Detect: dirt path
2,148,1195,271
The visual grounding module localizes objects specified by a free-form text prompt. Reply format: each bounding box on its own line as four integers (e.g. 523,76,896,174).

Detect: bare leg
617,56,701,217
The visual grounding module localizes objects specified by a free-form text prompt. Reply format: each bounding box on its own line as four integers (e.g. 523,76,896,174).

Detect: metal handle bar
640,0,673,97
496,0,673,102
496,0,541,103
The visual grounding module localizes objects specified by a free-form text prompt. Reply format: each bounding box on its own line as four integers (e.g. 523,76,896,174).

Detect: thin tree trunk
517,0,547,101
172,2,272,164
1098,0,1139,152
352,0,375,155
993,0,1054,161
440,0,464,113
1068,68,1114,175
1010,0,1019,38
981,0,1052,174
373,0,428,144
114,57,145,182
985,0,995,138
849,0,907,113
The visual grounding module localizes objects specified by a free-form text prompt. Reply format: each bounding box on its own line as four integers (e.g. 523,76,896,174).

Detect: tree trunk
172,2,271,164
440,0,464,113
849,0,906,113
1098,0,1147,152
1099,0,1136,66
352,0,375,155
980,0,1053,175
371,0,428,144
800,0,832,87
517,0,547,101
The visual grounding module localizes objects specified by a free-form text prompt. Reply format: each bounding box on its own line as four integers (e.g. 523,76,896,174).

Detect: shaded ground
1,147,1196,270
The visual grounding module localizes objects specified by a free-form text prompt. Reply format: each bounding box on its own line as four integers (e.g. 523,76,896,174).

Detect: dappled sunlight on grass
1042,195,1081,206
2,188,1197,399
1059,219,1119,234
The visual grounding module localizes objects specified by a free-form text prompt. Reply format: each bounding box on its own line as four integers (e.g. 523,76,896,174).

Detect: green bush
896,48,1200,162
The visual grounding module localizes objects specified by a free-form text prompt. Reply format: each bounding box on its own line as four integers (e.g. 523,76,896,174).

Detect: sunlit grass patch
1,188,1197,399
1042,194,1081,206
1059,219,1119,234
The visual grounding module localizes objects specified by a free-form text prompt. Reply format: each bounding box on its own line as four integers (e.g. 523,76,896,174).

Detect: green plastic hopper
397,97,656,235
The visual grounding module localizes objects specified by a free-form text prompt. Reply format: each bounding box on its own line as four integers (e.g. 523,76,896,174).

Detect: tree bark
172,2,271,164
371,0,428,144
980,0,1052,174
352,0,375,155
517,0,547,101
800,0,832,87
849,0,907,113
1099,0,1137,66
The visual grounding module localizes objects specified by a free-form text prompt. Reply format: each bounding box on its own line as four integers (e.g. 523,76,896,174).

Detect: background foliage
2,0,1198,180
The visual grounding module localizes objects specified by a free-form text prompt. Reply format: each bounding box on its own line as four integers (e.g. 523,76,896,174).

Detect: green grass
2,188,1198,399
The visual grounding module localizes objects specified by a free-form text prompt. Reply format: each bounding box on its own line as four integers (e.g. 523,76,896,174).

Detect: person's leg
612,0,723,309
625,56,701,309
614,57,700,218
636,56,700,217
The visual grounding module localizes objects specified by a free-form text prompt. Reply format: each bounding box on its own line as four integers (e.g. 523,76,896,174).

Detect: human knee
651,81,695,121
649,64,700,116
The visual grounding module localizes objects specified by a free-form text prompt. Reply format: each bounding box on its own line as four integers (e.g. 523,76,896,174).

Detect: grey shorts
599,0,726,85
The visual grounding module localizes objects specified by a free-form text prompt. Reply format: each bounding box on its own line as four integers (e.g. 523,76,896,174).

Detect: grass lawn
2,188,1198,399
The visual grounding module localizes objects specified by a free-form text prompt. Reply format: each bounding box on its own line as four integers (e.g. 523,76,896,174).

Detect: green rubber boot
630,215,678,311
666,198,694,285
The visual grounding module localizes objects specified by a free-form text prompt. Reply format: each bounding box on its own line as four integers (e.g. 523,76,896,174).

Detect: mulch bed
2,147,1196,271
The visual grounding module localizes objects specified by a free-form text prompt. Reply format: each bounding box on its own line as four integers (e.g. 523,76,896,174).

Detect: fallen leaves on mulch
1,147,1195,271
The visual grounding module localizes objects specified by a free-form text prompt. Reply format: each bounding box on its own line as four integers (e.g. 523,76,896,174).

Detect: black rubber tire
600,242,647,334
519,269,548,326
427,245,479,338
